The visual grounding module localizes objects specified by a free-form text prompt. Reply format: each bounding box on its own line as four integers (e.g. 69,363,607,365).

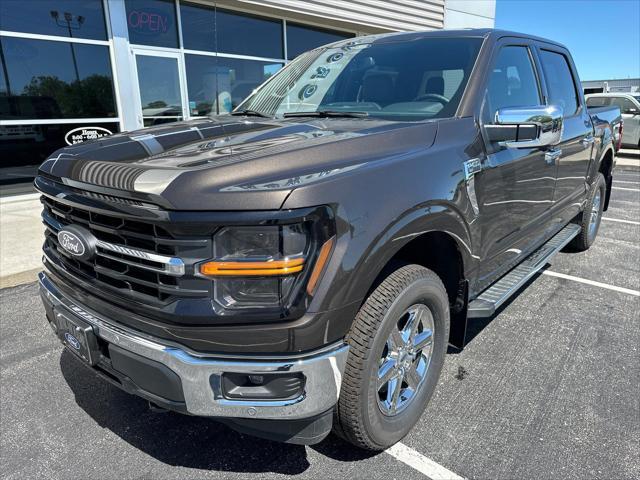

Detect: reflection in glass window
125,0,178,49
216,9,283,59
240,38,482,121
0,0,107,40
0,37,117,120
484,46,540,122
185,55,282,115
135,55,183,126
286,23,353,60
610,96,637,114
180,1,216,52
539,50,578,115
0,121,119,187
586,97,610,107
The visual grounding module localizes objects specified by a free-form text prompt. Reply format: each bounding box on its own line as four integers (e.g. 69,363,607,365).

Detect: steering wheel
413,93,449,105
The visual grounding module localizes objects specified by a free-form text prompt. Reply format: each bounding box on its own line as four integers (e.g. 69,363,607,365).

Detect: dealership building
0,0,495,191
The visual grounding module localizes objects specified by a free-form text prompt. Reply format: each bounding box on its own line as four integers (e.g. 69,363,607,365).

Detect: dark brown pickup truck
37,29,619,449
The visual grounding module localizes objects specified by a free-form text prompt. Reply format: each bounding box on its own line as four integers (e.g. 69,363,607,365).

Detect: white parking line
612,186,640,192
386,443,464,480
602,217,640,225
613,180,640,185
542,271,640,296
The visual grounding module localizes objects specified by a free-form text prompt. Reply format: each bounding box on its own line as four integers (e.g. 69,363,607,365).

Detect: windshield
236,36,483,121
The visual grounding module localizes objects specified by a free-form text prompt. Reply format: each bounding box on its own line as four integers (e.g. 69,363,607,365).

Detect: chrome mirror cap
495,105,564,148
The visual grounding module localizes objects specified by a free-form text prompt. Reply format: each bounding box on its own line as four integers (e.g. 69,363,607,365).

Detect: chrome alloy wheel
377,304,434,416
588,188,602,241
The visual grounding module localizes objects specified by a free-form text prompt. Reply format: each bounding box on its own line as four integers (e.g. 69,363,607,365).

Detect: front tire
333,264,449,450
569,172,606,252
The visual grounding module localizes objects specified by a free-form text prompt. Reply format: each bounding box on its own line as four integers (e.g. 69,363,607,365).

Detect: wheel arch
597,146,614,211
345,203,475,349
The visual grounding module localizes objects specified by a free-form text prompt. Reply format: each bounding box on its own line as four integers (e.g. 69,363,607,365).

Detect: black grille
41,195,210,305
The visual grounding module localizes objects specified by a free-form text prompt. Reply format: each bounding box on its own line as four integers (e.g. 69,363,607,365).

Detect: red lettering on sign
127,10,169,33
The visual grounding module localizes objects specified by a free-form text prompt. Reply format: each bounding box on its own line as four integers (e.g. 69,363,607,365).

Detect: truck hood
39,116,437,210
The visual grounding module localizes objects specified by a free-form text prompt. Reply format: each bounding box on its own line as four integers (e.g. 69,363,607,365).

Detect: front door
131,48,188,128
474,43,557,291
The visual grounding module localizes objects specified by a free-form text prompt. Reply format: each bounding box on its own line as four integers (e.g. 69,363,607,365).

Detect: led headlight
199,209,335,313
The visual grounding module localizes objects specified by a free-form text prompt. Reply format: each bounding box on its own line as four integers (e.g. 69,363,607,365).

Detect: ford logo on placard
65,332,81,350
57,225,97,261
58,230,85,256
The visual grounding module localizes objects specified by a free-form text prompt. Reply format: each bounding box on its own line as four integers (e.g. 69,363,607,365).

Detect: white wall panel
232,0,446,32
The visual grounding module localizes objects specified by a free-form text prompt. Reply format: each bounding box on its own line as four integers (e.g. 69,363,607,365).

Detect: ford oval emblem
65,332,81,350
57,230,86,257
64,126,112,146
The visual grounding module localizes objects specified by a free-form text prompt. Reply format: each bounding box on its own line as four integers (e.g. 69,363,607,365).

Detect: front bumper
39,272,349,421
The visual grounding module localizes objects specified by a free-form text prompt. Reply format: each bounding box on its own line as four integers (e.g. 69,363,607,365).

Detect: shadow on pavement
59,350,378,474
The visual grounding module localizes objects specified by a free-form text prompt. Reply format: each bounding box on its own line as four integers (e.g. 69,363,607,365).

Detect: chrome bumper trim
39,272,349,420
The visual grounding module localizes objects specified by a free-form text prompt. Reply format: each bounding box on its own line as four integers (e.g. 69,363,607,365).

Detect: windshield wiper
283,110,369,118
230,109,272,118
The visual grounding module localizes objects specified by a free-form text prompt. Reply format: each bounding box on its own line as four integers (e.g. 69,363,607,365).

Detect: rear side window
586,97,611,107
539,50,579,115
610,97,638,114
483,46,541,122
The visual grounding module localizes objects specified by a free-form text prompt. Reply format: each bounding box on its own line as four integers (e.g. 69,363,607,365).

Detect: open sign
128,9,171,35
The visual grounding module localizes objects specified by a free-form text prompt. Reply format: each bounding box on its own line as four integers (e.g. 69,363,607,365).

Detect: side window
586,97,611,107
483,46,541,123
610,97,637,114
539,50,579,115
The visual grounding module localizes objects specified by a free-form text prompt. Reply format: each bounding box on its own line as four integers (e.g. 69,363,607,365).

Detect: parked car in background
36,29,621,450
586,93,640,148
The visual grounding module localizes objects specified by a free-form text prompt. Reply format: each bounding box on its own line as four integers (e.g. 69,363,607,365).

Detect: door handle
545,148,562,165
582,135,595,149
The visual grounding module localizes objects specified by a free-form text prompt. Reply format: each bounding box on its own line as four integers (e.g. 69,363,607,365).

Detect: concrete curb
0,268,41,289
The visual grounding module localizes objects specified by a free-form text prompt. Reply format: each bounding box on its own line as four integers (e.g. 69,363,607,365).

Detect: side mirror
484,105,564,148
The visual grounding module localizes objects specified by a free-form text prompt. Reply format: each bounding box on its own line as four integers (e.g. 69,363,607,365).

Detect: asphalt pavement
1,165,638,480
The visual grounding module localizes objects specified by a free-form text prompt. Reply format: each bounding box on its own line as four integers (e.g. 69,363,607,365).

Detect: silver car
586,93,640,148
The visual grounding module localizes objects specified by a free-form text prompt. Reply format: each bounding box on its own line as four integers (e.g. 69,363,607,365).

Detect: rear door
535,47,593,207
474,41,557,289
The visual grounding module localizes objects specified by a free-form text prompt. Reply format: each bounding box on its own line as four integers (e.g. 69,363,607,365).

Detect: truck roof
349,28,568,51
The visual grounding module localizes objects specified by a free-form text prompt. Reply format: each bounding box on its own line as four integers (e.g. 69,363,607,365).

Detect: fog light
219,372,305,400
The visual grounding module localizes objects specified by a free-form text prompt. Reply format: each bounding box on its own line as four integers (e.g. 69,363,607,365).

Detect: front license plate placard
55,311,99,365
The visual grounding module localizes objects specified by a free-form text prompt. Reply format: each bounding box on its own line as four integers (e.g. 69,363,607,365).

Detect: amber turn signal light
306,236,335,294
200,257,305,276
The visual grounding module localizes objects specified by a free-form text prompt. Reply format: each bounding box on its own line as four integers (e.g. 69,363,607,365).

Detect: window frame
477,39,545,153
533,44,583,119
124,0,359,125
0,0,360,129
0,0,121,127
0,0,109,41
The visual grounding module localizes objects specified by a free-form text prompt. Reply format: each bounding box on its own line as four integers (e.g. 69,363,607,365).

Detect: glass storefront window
286,23,353,60
0,0,107,41
135,55,183,126
185,54,282,115
0,121,119,190
216,9,283,59
180,1,216,52
125,0,179,49
0,37,117,120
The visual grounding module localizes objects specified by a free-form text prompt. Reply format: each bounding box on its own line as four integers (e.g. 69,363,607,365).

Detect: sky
495,0,640,81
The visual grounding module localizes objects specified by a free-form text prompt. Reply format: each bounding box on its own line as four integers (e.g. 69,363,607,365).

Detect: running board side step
468,223,580,318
